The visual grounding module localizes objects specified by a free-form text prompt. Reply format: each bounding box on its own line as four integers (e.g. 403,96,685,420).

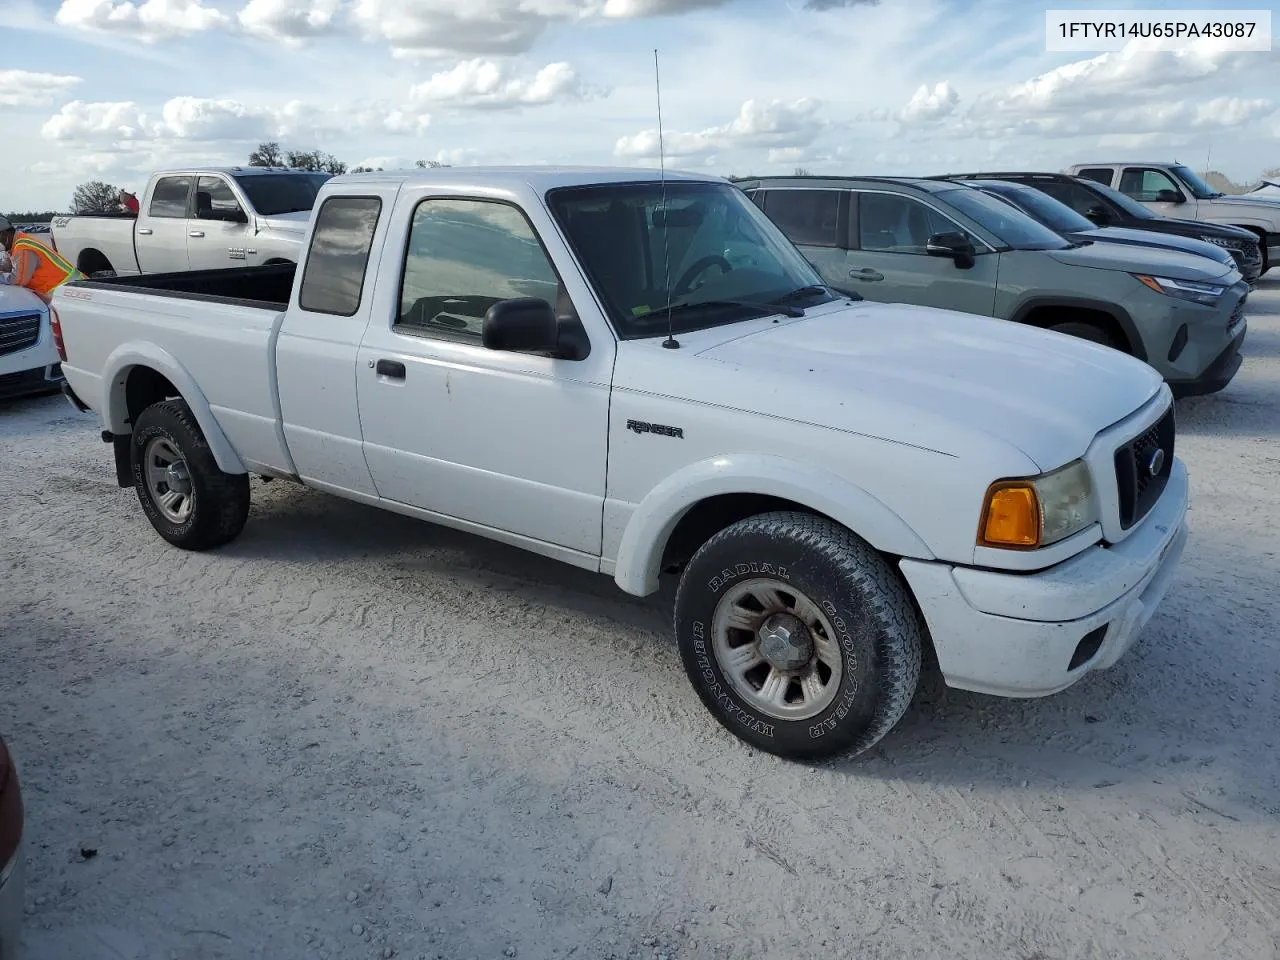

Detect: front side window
1118,168,1181,202
764,189,842,247
396,198,560,341
547,180,831,339
194,176,243,221
858,193,964,253
298,196,381,316
149,176,192,218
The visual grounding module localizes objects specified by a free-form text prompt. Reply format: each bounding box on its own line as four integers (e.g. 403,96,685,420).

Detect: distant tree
71,180,122,214
248,141,285,167
285,149,347,175
350,166,384,173
793,166,814,176
1262,166,1280,180
2,210,64,223
1203,170,1249,195
415,159,450,168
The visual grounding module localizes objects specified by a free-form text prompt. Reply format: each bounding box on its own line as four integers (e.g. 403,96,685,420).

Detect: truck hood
687,301,1163,470
1205,194,1280,212
256,210,311,234
1075,226,1234,264
1044,239,1236,281
1154,217,1256,239
0,285,47,317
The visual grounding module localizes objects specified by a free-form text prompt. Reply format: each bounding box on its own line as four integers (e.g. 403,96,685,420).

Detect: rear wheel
130,399,250,550
674,511,923,762
1049,320,1122,350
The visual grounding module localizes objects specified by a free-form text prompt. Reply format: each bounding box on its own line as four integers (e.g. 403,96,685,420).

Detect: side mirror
1085,205,1112,226
225,208,248,223
925,231,976,268
483,297,559,354
1155,189,1184,204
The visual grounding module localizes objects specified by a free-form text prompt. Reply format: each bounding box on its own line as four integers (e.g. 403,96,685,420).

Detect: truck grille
1114,406,1175,529
0,313,41,357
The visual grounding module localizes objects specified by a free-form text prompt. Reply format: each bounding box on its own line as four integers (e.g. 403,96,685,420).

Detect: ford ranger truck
51,167,1190,762
50,166,332,278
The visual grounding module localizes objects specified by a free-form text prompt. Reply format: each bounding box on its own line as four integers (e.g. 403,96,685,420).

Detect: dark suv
944,172,1263,282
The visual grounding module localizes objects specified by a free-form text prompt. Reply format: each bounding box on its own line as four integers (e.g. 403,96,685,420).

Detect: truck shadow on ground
218,482,1277,814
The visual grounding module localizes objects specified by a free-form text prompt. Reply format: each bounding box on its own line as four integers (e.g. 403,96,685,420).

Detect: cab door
136,175,193,273
843,190,998,316
187,175,253,269
1118,167,1199,220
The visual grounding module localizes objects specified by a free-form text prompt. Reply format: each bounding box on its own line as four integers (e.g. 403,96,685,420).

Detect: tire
1049,320,1122,351
673,511,923,762
129,399,250,550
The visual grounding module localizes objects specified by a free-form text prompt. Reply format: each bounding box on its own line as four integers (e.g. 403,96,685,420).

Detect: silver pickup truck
50,167,331,277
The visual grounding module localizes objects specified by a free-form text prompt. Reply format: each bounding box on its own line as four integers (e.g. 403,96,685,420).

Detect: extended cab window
1036,180,1109,217
1118,168,1180,202
763,189,842,246
396,198,560,342
858,193,961,254
194,176,243,221
298,196,382,316
149,176,192,218
1075,168,1114,186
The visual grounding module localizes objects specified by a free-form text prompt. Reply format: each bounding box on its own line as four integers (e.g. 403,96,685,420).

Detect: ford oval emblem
1147,448,1166,477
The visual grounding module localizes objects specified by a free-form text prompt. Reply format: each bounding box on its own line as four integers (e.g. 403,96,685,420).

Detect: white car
0,285,62,401
53,166,1189,761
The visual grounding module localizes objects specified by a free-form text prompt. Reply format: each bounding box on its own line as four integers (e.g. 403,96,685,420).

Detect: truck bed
77,263,297,310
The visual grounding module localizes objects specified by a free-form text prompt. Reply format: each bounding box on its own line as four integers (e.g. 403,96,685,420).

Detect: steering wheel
673,255,732,297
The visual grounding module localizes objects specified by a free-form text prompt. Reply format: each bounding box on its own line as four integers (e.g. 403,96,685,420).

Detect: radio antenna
655,47,678,349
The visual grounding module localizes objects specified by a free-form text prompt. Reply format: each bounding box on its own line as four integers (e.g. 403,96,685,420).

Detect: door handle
189,230,205,238
849,268,884,281
138,228,153,235
375,359,406,379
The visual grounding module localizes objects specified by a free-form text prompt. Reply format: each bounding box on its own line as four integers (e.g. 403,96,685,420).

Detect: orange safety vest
10,232,82,302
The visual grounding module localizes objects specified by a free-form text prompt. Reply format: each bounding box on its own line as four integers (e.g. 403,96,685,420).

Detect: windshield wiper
769,284,857,305
642,299,805,321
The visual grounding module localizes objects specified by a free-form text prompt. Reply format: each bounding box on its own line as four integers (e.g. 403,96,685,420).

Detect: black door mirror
1085,205,1112,226
925,231,976,268
483,297,559,354
227,208,249,223
1155,189,1185,204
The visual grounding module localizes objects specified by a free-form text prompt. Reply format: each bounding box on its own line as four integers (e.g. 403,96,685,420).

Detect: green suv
736,176,1249,397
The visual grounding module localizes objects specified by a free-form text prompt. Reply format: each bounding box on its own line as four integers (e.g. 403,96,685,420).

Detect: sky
1,0,1278,211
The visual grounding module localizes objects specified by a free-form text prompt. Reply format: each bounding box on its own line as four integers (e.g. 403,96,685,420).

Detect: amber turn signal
979,483,1040,548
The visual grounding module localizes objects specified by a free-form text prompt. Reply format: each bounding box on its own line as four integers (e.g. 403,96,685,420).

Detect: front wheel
674,511,923,762
1049,320,1122,351
130,399,250,550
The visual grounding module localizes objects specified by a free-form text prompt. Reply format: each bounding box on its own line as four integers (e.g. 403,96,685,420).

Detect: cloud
54,0,230,40
898,81,958,123
802,0,879,8
406,59,596,109
615,97,825,162
40,96,338,143
0,70,83,108
237,0,342,43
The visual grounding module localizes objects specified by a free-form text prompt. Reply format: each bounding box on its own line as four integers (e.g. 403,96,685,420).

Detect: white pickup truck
52,167,1190,761
50,167,332,278
1068,161,1280,274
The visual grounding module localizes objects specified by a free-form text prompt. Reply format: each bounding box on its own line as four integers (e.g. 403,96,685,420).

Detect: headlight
1134,273,1226,305
978,459,1098,550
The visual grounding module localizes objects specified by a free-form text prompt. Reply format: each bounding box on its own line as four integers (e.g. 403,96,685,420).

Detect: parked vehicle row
49,167,331,279
1065,161,1280,273
52,166,1188,764
737,174,1248,397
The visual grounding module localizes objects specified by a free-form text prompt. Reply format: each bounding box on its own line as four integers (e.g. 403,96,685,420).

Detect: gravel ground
3,281,1279,960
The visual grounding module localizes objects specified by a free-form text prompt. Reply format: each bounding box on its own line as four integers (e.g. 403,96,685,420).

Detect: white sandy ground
2,282,1279,960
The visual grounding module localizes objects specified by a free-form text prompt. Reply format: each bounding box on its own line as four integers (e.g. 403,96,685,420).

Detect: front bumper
0,363,63,401
900,459,1189,698
1168,324,1245,398
0,849,22,960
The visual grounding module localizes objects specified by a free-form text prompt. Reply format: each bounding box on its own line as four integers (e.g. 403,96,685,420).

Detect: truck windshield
977,183,1095,234
1170,165,1224,199
939,187,1072,251
546,180,835,338
231,173,332,216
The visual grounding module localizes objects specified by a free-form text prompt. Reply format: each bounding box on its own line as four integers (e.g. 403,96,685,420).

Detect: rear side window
1075,168,1114,186
763,189,843,247
298,196,382,316
1034,180,1105,216
149,176,192,218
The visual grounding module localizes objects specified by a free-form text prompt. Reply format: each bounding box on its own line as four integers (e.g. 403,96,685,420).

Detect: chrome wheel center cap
757,613,813,672
165,462,192,495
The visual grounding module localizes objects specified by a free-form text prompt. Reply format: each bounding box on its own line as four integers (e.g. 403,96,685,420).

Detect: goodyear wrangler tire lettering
674,511,923,762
